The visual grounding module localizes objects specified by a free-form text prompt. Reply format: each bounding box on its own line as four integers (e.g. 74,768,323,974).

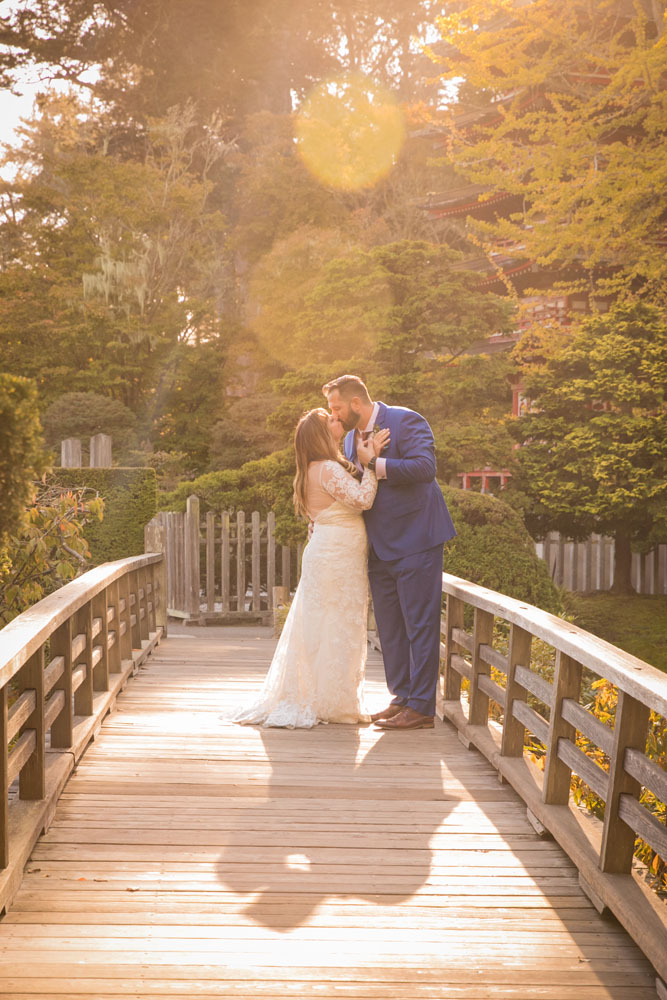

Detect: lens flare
296,74,405,191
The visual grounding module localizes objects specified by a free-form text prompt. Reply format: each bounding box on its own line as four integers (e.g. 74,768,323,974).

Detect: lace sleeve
320,460,377,511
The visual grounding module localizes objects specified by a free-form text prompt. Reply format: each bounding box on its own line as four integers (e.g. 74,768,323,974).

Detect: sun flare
295,74,405,191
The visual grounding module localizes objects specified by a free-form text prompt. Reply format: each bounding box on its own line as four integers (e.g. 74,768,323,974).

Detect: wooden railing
147,499,301,624
0,553,165,913
440,572,667,987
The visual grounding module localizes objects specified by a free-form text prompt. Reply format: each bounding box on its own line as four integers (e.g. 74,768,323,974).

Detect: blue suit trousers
368,542,444,717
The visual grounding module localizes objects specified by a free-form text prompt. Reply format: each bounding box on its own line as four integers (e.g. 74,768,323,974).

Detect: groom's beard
341,411,361,433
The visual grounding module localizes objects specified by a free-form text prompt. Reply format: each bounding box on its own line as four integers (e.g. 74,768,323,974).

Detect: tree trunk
610,532,634,594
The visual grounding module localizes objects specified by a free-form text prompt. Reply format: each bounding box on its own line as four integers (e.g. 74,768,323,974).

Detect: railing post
443,595,464,701
600,691,650,873
19,646,45,800
266,511,276,611
252,512,261,612
469,608,494,725
501,624,532,757
118,572,133,662
137,567,150,643
92,588,110,692
543,651,581,805
185,495,201,619
145,565,155,634
237,511,246,612
145,518,167,637
281,545,291,595
166,512,176,614
50,619,74,746
106,580,122,673
156,520,168,637
206,511,216,613
129,571,142,651
0,685,8,867
221,512,231,613
176,512,186,614
74,602,94,717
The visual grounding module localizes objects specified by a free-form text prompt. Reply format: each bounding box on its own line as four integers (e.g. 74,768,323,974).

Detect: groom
323,375,456,730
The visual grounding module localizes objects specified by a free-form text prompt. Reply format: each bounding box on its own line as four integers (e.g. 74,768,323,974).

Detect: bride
230,407,389,728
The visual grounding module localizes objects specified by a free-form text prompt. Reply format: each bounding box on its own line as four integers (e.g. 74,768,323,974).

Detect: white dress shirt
356,403,387,479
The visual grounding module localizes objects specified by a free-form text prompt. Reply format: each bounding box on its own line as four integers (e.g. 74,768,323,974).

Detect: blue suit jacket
344,402,456,561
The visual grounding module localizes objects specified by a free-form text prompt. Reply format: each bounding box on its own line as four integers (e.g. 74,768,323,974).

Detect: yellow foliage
432,0,667,303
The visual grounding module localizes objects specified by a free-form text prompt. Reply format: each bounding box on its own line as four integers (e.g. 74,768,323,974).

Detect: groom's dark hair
322,374,371,403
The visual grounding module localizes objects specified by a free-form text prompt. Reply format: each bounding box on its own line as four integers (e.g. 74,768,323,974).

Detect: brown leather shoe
370,704,405,723
375,707,435,730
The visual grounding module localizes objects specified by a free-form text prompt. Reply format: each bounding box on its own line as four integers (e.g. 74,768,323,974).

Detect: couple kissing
229,374,456,731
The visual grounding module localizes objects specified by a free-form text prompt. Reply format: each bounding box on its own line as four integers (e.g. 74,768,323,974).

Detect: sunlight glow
295,74,405,191
286,853,312,872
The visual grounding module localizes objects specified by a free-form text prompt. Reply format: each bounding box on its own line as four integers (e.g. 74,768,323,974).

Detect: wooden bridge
0,554,666,998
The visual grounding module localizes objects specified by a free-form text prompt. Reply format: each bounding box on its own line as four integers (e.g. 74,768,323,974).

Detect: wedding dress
230,460,377,728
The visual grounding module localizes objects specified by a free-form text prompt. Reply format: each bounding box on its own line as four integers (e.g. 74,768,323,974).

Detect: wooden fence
536,533,667,594
440,572,667,987
146,497,301,624
0,553,165,913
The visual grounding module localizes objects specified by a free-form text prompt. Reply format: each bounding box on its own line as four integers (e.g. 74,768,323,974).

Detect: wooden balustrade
440,572,667,985
0,554,165,913
147,501,301,624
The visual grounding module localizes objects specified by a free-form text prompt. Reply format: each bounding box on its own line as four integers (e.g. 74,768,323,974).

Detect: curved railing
440,573,667,985
0,553,165,911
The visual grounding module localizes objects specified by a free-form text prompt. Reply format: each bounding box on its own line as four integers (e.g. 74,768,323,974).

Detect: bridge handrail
440,572,667,984
0,553,166,912
0,554,162,686
441,573,667,715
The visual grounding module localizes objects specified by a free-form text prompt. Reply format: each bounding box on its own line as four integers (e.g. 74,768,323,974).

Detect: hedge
441,485,562,614
49,468,158,566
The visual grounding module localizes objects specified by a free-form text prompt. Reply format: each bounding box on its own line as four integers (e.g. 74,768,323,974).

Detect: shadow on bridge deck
0,626,657,999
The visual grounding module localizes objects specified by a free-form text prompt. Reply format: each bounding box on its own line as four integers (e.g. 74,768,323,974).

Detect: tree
0,483,104,627
507,302,667,593
433,0,667,304
209,395,286,471
42,392,138,458
255,239,516,480
231,115,349,269
1,1,450,126
0,95,234,461
152,337,233,475
253,239,512,366
0,374,46,576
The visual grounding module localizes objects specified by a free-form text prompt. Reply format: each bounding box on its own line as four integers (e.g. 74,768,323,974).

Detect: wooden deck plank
0,626,657,999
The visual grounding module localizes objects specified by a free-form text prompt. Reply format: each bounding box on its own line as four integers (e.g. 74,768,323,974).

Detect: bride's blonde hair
293,408,357,518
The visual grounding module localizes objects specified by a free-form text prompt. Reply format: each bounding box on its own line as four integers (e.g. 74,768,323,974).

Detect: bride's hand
356,438,374,466
372,428,390,456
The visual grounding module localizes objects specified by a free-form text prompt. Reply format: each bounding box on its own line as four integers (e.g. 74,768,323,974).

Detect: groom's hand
372,428,390,456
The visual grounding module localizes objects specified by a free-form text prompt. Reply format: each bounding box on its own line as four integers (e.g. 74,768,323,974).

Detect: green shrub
441,485,562,614
0,484,104,627
0,374,46,574
49,467,157,565
42,392,138,459
161,448,303,545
